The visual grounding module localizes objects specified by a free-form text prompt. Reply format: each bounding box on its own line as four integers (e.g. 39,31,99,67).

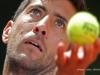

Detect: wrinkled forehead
30,0,74,6
30,0,75,9
41,0,71,3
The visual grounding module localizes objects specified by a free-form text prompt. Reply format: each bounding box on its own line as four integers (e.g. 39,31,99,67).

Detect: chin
8,52,45,70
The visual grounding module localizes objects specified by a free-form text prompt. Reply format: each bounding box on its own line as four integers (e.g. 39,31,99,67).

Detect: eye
55,18,66,28
33,8,41,16
30,8,44,21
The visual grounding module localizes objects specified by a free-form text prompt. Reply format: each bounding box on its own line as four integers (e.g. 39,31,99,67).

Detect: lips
25,41,43,52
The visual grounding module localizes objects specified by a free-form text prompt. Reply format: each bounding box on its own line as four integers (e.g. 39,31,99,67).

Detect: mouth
25,41,43,52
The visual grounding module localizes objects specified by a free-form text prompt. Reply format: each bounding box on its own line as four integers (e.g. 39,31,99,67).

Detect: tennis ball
67,12,99,45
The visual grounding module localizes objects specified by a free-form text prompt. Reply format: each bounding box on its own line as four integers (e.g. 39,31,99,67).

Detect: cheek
46,31,68,53
14,15,34,32
46,32,65,51
21,15,31,23
12,23,32,36
47,29,67,44
17,14,32,23
8,23,27,46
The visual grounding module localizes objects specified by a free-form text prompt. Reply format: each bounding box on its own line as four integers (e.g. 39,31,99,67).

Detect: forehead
30,0,75,9
31,0,75,10
30,0,74,6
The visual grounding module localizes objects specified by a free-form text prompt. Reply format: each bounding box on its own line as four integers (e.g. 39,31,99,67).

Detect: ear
2,20,14,44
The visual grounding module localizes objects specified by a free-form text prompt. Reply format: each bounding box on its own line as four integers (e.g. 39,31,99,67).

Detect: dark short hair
71,0,87,11
12,0,87,21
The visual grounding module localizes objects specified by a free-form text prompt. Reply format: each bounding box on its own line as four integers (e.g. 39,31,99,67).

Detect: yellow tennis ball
67,12,99,45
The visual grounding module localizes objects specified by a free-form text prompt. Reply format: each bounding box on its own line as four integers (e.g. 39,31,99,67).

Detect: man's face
3,0,76,70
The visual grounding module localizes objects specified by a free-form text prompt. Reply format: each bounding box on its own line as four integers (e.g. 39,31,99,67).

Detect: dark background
0,0,100,75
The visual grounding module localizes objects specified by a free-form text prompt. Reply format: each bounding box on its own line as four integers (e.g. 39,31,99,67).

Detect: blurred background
0,0,100,75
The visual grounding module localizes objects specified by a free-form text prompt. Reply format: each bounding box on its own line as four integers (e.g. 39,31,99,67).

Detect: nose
33,27,46,36
32,15,50,37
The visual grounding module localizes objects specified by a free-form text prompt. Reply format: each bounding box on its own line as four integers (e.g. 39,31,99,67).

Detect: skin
2,0,76,75
2,0,100,75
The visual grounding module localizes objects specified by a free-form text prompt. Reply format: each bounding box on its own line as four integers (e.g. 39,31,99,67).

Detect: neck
3,57,57,75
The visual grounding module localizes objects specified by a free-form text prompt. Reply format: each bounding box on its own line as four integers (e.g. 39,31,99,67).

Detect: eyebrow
33,5,47,12
54,13,68,22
